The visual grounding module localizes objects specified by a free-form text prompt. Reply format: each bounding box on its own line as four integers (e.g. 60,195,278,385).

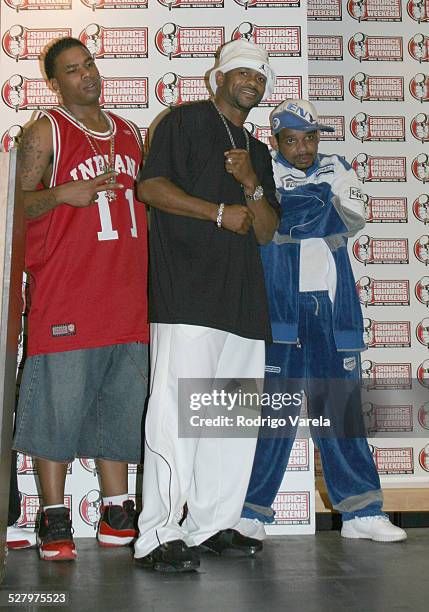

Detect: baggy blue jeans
242,292,383,523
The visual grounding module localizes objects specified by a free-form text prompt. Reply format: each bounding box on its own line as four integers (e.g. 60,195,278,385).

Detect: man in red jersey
13,37,149,561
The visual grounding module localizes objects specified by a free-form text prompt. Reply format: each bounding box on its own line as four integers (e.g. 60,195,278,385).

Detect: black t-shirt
140,100,279,341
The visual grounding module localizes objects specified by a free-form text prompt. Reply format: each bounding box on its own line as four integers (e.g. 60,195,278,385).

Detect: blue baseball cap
270,99,335,134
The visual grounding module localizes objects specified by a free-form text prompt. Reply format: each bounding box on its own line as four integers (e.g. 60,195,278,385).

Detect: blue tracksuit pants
242,291,383,523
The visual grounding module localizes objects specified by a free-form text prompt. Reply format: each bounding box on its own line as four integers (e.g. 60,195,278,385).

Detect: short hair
43,37,88,80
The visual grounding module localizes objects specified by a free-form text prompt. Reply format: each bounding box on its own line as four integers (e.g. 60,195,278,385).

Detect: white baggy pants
134,323,265,558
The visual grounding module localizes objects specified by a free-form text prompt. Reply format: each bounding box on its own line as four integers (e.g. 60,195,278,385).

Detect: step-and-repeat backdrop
0,0,315,536
308,0,429,495
1,0,427,538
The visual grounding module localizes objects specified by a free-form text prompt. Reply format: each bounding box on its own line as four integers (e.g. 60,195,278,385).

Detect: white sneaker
341,515,407,542
7,526,37,549
235,518,266,541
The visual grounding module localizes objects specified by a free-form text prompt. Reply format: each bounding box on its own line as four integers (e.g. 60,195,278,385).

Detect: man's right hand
221,204,255,235
56,171,124,207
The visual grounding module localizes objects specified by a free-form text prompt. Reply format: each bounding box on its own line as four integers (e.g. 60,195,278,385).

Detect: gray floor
1,530,428,612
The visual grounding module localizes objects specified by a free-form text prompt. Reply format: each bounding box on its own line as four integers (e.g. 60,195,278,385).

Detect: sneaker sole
7,541,35,550
153,559,200,573
37,537,77,561
341,529,407,542
135,557,200,573
97,534,135,547
39,547,77,561
200,544,262,557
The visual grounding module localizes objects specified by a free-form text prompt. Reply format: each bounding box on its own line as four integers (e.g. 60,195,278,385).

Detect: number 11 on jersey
96,188,138,241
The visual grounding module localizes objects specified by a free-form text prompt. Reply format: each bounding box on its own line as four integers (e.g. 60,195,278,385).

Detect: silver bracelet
216,202,225,228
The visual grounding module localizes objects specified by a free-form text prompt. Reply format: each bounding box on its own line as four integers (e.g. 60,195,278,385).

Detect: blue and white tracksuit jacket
242,151,383,524
263,151,366,351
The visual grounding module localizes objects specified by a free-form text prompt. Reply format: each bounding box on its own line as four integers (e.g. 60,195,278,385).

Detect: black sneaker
201,529,263,557
97,500,138,547
135,540,200,573
37,507,77,561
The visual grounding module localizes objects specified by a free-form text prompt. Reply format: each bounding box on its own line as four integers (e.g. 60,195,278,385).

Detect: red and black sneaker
97,499,138,547
37,507,77,561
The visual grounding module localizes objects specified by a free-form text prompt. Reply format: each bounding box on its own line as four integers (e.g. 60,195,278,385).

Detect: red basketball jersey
25,108,149,356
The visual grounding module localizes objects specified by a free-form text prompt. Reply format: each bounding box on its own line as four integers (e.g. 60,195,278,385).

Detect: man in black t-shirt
134,40,280,572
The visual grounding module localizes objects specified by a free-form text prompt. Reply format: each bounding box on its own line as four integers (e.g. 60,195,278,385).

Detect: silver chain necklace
60,106,117,202
211,100,250,153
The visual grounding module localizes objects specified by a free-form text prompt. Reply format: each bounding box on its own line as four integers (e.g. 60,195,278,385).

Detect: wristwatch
245,185,264,201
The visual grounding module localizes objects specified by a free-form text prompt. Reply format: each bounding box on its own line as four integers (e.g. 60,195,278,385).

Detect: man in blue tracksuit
236,99,407,546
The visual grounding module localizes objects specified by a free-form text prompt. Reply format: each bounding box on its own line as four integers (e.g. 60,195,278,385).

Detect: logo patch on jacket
350,186,364,201
52,323,76,337
343,356,356,371
265,365,281,374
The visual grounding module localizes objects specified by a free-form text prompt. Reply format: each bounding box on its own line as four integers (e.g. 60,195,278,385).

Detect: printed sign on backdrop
79,25,148,58
2,76,56,111
415,277,429,305
416,319,429,347
350,114,405,142
232,0,300,7
413,193,429,225
353,236,408,265
356,277,410,306
316,115,343,140
1,125,23,151
363,196,407,223
348,34,403,62
419,445,429,471
417,360,429,388
100,78,148,108
409,34,429,62
261,76,302,106
411,114,429,142
81,0,148,7
414,235,429,264
243,122,271,145
412,154,429,182
1,75,149,111
155,24,223,58
309,75,344,100
79,490,102,529
18,495,72,528
232,24,301,56
287,439,309,471
156,73,209,106
79,458,97,476
361,361,412,389
363,319,411,348
4,0,71,9
363,404,413,434
272,492,310,525
308,35,342,60
407,0,429,23
308,0,341,20
157,0,222,7
371,447,414,474
2,27,70,61
349,73,404,101
351,154,406,182
418,403,429,429
17,454,72,475
410,73,429,101
347,0,402,22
